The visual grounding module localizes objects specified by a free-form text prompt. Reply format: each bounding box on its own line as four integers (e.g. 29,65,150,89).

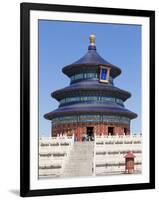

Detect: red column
77,126,81,141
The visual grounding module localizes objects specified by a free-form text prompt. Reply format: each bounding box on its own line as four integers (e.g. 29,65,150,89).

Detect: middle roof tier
51,80,131,102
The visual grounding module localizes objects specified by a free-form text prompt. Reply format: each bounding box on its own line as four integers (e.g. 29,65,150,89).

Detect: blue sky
39,20,141,136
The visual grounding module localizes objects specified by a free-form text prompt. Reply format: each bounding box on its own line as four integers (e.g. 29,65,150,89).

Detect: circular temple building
44,35,137,140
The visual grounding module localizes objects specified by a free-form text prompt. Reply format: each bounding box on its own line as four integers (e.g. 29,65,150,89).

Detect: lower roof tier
51,80,131,101
51,115,131,126
44,102,137,120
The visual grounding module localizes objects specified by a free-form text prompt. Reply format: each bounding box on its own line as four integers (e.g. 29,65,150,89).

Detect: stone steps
62,141,94,177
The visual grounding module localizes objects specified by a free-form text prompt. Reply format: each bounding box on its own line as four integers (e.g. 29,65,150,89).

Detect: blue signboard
99,66,110,83
100,68,107,80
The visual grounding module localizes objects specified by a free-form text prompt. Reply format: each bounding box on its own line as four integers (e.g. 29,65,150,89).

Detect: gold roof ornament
89,34,96,45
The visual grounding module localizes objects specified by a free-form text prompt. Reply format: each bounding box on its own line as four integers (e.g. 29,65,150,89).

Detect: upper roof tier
62,35,121,78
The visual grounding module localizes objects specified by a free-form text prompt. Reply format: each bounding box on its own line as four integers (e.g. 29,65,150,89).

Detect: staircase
62,141,94,177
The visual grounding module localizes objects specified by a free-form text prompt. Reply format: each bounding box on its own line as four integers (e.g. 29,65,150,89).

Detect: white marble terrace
39,134,142,178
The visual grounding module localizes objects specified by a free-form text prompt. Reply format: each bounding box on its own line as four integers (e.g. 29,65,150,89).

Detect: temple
44,35,137,140
39,35,141,178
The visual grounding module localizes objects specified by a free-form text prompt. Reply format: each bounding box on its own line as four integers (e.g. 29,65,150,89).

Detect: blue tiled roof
51,80,131,101
62,45,121,78
44,102,137,120
72,47,112,65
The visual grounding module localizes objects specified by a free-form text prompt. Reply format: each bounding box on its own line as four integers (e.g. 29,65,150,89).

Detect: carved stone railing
93,134,142,175
39,135,74,177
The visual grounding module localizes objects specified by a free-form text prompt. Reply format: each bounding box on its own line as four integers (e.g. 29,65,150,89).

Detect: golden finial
89,34,96,45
